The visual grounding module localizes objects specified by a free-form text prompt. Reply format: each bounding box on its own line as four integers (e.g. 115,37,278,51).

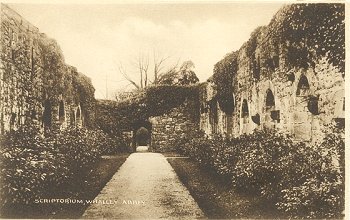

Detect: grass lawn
162,151,189,157
167,157,286,219
2,153,130,219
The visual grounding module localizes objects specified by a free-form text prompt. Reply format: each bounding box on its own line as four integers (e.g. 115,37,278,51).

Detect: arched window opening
209,100,218,133
71,110,76,126
75,105,82,127
265,89,280,127
42,100,52,129
266,89,275,109
76,106,81,120
307,95,319,115
241,99,250,133
59,100,65,122
10,113,16,130
252,57,260,80
294,76,312,140
287,73,295,82
200,103,209,114
31,110,37,120
252,113,260,125
241,99,249,118
333,92,345,129
296,75,310,96
273,55,279,69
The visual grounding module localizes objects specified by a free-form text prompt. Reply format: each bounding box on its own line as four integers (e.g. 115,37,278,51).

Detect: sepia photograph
0,0,346,219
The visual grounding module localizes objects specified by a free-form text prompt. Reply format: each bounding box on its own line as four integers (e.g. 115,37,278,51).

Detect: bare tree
130,53,150,89
117,62,140,90
153,51,170,84
116,51,181,90
154,56,181,85
141,54,149,88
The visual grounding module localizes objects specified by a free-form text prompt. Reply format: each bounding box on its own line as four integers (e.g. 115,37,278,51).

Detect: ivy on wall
73,71,96,128
267,4,345,72
212,51,238,114
36,37,96,127
210,3,344,115
96,85,199,134
1,5,96,130
38,37,66,101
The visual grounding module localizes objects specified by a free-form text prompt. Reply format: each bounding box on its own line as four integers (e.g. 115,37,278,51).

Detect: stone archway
294,74,312,140
42,100,52,130
135,127,151,146
240,99,250,134
264,89,278,129
132,120,152,152
59,100,65,124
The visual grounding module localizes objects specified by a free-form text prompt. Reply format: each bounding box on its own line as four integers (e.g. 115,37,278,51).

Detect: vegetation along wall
200,4,345,143
0,4,96,133
95,85,199,152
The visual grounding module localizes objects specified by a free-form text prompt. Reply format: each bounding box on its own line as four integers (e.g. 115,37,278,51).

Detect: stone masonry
123,4,345,150
0,4,95,134
3,3,342,150
150,98,199,152
199,4,345,143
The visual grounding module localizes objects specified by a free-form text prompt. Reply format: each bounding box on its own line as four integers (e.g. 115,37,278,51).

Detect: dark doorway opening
59,100,65,123
135,127,150,146
265,89,279,128
132,120,152,152
42,100,52,130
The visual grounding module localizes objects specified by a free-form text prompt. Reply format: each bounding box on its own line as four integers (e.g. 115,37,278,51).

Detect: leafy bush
276,126,344,218
0,125,128,209
0,125,66,207
173,127,344,218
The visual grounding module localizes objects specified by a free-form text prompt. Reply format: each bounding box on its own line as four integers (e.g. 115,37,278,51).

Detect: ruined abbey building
92,3,345,152
0,4,96,134
0,3,345,149
200,4,345,143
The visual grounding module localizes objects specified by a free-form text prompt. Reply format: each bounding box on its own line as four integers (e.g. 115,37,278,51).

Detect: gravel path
82,152,204,219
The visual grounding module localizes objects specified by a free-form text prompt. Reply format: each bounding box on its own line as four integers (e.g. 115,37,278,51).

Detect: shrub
276,126,344,218
0,125,66,207
231,130,297,200
173,126,344,218
0,125,128,209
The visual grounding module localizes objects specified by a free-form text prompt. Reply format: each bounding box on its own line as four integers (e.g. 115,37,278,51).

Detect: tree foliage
156,60,199,86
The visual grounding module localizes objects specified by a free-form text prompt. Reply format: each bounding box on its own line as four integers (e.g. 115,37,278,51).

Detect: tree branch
118,63,140,90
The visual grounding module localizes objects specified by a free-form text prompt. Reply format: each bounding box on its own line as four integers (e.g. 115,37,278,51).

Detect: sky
8,2,284,99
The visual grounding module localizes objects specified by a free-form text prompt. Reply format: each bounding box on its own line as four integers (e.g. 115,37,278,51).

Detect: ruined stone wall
0,4,95,133
200,4,345,143
150,98,199,152
199,81,213,135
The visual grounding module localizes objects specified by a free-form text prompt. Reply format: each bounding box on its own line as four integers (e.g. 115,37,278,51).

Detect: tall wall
150,97,199,152
200,4,345,143
0,4,95,133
